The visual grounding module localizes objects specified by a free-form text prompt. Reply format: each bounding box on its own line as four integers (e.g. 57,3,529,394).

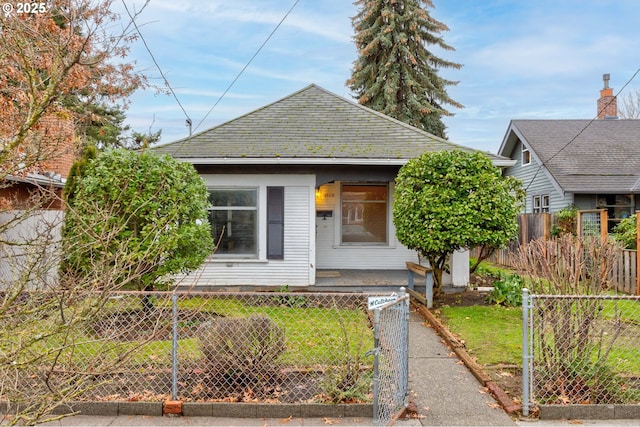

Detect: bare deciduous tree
513,235,625,404
0,1,155,424
617,86,640,119
0,0,146,179
1,194,175,425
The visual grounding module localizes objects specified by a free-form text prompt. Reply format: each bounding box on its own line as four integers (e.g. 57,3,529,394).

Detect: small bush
273,285,307,307
485,273,523,307
317,310,372,403
320,364,372,403
551,205,578,236
199,314,286,390
612,214,637,249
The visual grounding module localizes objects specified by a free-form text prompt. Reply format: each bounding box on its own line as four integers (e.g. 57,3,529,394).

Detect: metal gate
370,289,410,426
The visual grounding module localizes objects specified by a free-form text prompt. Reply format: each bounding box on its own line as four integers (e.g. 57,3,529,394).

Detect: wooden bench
406,261,434,308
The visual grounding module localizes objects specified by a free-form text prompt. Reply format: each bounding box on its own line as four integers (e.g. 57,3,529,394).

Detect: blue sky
118,0,640,154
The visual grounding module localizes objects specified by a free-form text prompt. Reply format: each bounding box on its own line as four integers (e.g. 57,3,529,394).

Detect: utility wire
121,0,191,125
524,67,640,193
191,0,301,134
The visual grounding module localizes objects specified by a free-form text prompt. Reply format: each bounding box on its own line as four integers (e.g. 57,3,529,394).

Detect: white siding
316,182,417,270
0,210,63,290
186,174,314,287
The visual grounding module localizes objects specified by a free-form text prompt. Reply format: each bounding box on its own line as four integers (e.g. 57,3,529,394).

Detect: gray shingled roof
505,119,640,193
153,84,507,165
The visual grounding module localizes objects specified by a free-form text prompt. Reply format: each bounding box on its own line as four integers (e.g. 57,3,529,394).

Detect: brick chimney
597,73,618,119
38,114,76,179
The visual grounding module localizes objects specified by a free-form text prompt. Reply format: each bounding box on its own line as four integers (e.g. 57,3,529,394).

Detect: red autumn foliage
0,0,146,180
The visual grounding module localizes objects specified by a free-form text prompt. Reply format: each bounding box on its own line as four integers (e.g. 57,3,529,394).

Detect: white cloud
120,0,640,154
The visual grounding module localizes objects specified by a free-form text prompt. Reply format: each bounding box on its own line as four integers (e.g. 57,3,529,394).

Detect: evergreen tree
62,96,161,150
347,0,462,138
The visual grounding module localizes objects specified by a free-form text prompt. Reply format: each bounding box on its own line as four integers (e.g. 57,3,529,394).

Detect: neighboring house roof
498,119,640,193
6,171,67,188
153,84,512,166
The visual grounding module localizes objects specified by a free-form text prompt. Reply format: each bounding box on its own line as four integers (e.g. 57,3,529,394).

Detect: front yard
431,268,640,407
433,289,523,400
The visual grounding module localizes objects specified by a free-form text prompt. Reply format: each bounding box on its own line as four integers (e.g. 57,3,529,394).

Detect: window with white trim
340,184,388,244
522,144,531,165
533,194,549,213
208,188,257,257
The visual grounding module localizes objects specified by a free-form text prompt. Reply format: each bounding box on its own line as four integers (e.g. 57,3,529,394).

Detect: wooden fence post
543,213,550,240
600,209,608,241
577,211,582,238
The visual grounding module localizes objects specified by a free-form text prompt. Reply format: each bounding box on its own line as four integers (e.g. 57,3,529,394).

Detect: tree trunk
469,244,496,274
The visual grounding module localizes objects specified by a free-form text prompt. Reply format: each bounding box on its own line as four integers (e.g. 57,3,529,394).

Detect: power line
191,0,301,134
524,67,640,193
121,0,191,125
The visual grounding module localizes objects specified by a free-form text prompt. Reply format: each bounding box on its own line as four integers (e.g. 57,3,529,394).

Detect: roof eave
6,174,66,188
175,157,515,168
175,157,409,166
493,159,517,167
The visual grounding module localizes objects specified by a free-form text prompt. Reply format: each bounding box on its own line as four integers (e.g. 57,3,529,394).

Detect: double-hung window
340,184,388,244
532,195,549,213
208,188,257,257
208,186,285,259
522,144,531,165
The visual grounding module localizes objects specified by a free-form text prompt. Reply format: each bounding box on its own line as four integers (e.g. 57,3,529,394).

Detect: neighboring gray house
498,77,640,231
154,84,512,288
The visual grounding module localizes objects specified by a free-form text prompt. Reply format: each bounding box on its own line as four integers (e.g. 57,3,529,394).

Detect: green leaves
485,273,524,307
612,213,637,249
393,150,523,289
62,149,214,290
348,0,462,138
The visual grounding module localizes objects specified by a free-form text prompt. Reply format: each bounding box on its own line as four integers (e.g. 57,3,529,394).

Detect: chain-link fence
2,290,392,406
370,291,409,426
523,291,640,415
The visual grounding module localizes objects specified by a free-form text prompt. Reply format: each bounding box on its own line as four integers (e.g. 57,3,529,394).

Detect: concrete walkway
396,308,516,426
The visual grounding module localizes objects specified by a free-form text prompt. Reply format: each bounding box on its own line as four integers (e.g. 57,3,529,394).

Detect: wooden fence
472,211,640,295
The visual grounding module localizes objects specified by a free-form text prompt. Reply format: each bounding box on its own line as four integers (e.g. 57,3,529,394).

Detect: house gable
499,119,640,217
500,119,640,194
499,121,569,213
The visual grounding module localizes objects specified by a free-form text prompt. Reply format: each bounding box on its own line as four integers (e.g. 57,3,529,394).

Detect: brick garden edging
409,296,522,415
539,404,640,420
0,401,373,419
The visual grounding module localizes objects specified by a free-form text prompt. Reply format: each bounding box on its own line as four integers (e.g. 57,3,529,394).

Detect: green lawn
437,305,522,366
66,296,374,369
437,297,640,379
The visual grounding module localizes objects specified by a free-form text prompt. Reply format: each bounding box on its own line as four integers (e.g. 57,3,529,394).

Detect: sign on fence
367,294,399,310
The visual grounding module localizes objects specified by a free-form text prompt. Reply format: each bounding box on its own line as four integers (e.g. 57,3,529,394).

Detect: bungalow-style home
153,84,513,288
498,75,640,232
